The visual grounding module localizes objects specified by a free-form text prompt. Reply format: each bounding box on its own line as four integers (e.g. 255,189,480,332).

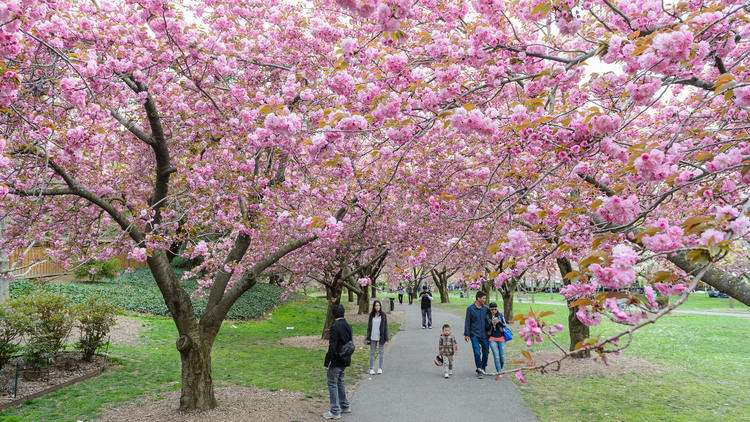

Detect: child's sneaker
444,373,449,378
369,369,375,375
323,411,341,420
449,370,453,375
377,368,383,374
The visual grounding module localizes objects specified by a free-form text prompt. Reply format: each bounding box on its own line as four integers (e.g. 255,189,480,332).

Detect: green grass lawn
0,297,393,421
437,301,750,422
408,289,750,313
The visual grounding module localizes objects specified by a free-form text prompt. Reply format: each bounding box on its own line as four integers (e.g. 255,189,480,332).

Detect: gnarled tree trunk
500,276,518,323
347,287,354,302
557,257,590,358
431,269,450,303
356,284,370,314
322,282,343,340
176,333,217,410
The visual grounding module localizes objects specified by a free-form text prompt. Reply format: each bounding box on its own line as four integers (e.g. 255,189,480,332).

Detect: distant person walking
464,291,490,378
397,286,405,304
366,300,389,375
438,323,458,378
486,302,507,380
324,304,353,419
419,285,433,329
407,285,414,305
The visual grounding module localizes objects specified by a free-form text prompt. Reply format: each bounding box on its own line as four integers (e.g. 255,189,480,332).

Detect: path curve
348,303,537,421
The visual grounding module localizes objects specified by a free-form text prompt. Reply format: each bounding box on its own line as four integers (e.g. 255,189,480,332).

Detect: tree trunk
556,258,590,358
0,251,9,301
431,270,450,303
176,334,216,411
480,279,492,296
371,285,377,298
347,287,354,302
322,283,343,340
357,286,370,314
500,277,517,323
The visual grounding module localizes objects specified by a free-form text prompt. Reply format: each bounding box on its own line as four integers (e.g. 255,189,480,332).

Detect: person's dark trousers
408,293,413,305
470,336,489,370
398,294,403,304
421,307,432,328
326,367,349,415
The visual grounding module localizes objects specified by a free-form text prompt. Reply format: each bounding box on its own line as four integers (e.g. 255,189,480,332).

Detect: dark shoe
341,407,352,414
476,369,484,378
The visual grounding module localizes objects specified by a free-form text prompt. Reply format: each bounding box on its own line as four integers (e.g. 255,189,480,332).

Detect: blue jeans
326,366,349,415
470,336,489,370
489,340,506,372
421,307,432,327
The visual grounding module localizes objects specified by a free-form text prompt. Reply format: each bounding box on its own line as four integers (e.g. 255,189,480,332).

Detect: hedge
10,267,285,320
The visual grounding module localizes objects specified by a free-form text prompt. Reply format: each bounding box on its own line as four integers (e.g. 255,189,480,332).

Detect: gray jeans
441,354,454,375
421,307,432,327
369,340,385,370
326,366,349,415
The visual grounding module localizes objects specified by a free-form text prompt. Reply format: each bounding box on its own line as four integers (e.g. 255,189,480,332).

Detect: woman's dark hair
489,302,498,309
370,300,383,318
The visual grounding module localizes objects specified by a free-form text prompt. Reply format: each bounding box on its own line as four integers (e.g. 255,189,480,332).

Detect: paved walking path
522,300,750,318
348,303,537,421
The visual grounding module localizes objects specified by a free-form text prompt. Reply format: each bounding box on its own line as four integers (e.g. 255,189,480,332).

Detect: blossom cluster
450,107,497,136
588,244,638,290
596,195,639,226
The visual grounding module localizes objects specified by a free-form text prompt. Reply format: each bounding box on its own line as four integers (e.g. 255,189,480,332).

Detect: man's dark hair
442,324,451,330
333,304,345,318
422,285,428,290
476,291,487,300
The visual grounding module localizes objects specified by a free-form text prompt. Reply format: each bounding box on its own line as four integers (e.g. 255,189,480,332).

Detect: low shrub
20,293,75,367
73,295,118,361
0,298,30,368
72,258,120,282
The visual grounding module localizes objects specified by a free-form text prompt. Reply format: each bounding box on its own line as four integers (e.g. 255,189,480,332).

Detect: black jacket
419,291,432,309
325,318,353,368
366,312,389,343
486,311,507,338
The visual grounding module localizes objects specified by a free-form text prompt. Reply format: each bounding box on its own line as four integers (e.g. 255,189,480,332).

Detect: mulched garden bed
0,351,109,410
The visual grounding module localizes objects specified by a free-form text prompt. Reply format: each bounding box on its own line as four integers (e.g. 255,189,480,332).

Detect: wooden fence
8,246,147,279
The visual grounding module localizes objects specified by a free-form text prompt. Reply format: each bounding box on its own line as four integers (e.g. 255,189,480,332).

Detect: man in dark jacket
324,304,352,419
419,285,433,328
464,290,490,378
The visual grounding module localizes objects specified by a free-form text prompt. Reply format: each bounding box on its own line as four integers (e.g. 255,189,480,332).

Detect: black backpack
338,340,355,358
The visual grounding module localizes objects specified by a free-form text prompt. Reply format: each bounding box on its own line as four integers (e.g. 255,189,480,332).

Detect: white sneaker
369,369,375,375
444,373,449,378
323,412,341,420
377,368,383,374
449,370,453,375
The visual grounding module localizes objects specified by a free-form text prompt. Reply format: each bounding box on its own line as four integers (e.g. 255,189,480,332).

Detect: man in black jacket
323,304,353,420
419,285,433,329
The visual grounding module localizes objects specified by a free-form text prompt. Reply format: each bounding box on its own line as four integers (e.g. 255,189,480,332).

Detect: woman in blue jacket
486,302,507,380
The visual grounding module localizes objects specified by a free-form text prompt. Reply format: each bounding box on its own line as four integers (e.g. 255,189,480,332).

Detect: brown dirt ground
92,386,328,422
